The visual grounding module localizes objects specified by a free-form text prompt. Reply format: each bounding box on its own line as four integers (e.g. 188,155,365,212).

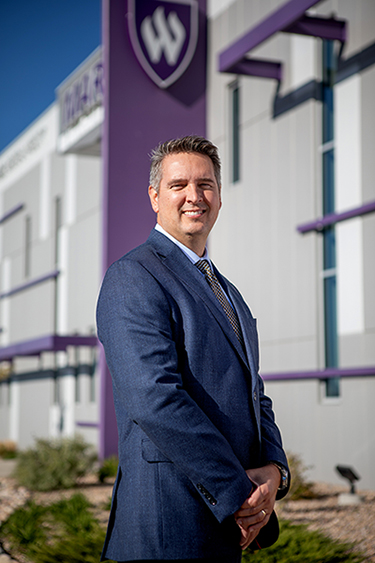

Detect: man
97,136,290,563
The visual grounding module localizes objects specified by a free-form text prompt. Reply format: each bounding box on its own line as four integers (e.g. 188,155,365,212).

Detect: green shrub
103,495,113,510
0,500,48,548
2,499,364,563
287,452,315,500
243,519,365,563
31,528,109,563
14,435,97,491
0,440,17,458
97,454,118,483
49,493,96,535
0,493,116,563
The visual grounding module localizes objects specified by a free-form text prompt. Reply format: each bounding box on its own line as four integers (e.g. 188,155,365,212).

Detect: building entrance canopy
218,0,346,81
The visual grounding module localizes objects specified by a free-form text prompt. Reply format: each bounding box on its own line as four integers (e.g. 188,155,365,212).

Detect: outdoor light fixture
335,465,360,494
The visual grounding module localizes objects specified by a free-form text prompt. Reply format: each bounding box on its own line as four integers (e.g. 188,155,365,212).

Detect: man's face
149,152,222,256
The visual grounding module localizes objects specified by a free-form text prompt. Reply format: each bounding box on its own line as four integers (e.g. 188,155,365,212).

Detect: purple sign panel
100,0,206,459
127,0,198,88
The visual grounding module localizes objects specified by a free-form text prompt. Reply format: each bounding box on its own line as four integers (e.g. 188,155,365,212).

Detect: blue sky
0,0,101,153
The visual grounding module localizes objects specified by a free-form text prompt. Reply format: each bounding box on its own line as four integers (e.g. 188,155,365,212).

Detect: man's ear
148,185,159,213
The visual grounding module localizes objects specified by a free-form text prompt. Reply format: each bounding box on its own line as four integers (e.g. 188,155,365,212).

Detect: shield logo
127,0,199,89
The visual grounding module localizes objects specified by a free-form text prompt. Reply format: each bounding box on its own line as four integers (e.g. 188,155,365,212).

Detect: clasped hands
234,464,280,550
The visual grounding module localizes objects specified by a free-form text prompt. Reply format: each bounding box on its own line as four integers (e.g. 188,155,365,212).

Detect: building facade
0,49,103,448
208,0,375,489
0,0,374,489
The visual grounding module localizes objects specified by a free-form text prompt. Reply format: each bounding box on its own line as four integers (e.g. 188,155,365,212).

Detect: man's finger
237,509,270,549
239,526,259,549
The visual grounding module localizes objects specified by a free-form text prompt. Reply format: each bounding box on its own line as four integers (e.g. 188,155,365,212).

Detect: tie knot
195,259,212,276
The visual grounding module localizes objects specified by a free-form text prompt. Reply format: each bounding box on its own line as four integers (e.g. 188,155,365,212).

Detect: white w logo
141,6,186,66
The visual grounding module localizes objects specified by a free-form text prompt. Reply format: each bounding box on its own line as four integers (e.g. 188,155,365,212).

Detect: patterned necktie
196,259,244,345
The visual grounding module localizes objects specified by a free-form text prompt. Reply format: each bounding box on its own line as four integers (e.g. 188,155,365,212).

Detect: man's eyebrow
198,177,215,183
167,177,215,185
167,177,187,185
165,177,216,189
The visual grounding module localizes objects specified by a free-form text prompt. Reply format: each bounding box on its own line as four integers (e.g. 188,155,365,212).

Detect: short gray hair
149,135,221,193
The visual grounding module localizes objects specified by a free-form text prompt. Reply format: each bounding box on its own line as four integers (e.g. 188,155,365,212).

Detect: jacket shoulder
109,230,174,269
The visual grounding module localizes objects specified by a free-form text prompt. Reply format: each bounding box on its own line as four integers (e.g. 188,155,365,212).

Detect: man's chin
182,217,210,233
183,226,208,239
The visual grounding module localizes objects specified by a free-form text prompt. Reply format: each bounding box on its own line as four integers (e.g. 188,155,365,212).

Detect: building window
24,215,32,278
89,371,96,403
230,81,240,183
8,379,11,406
53,372,60,405
74,347,80,403
322,40,339,397
54,197,62,333
54,197,62,266
75,372,80,403
89,347,96,403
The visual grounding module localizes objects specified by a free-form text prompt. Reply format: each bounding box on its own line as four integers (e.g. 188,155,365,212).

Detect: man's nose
186,184,203,202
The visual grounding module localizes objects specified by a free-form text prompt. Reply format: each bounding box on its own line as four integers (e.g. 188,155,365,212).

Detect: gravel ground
1,476,374,562
278,482,375,562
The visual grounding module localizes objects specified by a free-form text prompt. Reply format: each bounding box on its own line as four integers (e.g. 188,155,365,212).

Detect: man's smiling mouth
183,209,206,217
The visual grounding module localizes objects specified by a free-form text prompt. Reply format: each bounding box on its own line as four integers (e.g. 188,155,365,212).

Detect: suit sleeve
258,376,290,499
224,277,290,498
97,258,253,522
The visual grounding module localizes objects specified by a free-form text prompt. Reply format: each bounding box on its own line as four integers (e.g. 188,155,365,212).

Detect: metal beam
218,0,347,83
0,334,98,363
219,0,322,73
0,270,60,299
0,203,24,225
262,366,375,381
297,200,375,234
284,14,347,42
223,58,282,80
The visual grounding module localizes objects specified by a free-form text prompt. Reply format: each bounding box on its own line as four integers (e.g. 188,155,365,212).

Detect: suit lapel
221,275,259,387
147,230,250,367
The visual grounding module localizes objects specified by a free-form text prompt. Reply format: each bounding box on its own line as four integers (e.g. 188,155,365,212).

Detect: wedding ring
261,509,267,518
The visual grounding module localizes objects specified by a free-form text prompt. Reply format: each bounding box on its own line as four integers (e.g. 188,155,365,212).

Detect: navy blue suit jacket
96,229,288,562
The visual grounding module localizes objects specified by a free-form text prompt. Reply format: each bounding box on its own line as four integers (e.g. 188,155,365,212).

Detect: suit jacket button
253,391,257,401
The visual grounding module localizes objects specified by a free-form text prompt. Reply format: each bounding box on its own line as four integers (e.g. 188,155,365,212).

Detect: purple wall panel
100,0,207,458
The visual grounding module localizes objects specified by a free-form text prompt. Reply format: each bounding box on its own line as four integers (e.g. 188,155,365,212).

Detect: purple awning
218,0,346,80
0,334,98,362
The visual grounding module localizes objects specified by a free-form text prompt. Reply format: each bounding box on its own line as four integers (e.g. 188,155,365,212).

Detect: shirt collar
154,223,211,266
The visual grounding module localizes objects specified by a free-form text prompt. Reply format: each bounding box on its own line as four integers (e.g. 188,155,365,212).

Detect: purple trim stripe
229,58,282,81
284,14,346,42
0,203,24,225
297,200,375,233
0,334,98,362
76,421,99,428
0,269,59,299
219,0,321,73
262,366,375,381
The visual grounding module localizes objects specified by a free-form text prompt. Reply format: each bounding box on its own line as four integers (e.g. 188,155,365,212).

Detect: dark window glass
231,83,240,183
